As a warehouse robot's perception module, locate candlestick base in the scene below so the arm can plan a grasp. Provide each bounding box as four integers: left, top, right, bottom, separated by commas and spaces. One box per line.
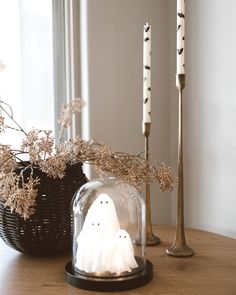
134, 233, 161, 246
166, 243, 194, 258
146, 233, 161, 246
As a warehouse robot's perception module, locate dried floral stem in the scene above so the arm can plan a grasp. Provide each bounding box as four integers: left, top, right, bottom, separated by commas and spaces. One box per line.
0, 100, 27, 135
5, 124, 25, 133
0, 152, 27, 168
0, 99, 178, 219
58, 98, 86, 142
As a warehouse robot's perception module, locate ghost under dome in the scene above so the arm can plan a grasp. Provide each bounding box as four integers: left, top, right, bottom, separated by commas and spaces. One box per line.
65, 177, 153, 291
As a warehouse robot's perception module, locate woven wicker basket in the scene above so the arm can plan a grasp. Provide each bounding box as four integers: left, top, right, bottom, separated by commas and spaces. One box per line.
0, 162, 87, 255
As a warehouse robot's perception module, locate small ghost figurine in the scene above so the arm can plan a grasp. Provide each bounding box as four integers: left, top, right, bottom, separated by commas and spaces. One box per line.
102, 229, 138, 273
75, 217, 103, 273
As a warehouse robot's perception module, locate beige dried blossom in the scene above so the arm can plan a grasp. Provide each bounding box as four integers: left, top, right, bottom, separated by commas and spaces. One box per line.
38, 154, 66, 179
0, 144, 17, 173
0, 116, 5, 133
156, 162, 179, 192
58, 98, 86, 129
21, 129, 54, 163
0, 171, 39, 220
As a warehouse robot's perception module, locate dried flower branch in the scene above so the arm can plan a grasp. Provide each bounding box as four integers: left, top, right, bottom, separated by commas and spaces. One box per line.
0, 170, 39, 220
0, 144, 17, 173
58, 98, 86, 141
21, 129, 54, 163
0, 117, 5, 133
0, 100, 27, 134
56, 137, 178, 192
0, 99, 178, 219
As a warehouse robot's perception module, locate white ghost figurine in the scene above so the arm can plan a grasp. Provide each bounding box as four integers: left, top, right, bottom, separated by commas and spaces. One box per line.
75, 193, 120, 273
102, 229, 138, 273
75, 216, 103, 273
88, 193, 120, 238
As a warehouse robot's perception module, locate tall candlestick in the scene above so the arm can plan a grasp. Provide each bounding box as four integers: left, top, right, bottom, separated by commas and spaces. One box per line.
141, 122, 161, 246
141, 22, 160, 246
166, 0, 194, 258
166, 75, 194, 258
143, 22, 151, 123
176, 0, 185, 74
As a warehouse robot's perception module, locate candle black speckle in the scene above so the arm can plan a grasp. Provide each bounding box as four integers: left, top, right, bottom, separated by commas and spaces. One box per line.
145, 26, 150, 33
177, 48, 183, 55
178, 12, 185, 18
144, 37, 150, 42
143, 77, 147, 81
148, 87, 151, 91
144, 98, 148, 104
177, 25, 181, 31
182, 36, 185, 40
144, 65, 150, 70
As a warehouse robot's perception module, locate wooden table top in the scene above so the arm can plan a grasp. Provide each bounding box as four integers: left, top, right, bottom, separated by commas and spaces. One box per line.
0, 225, 236, 295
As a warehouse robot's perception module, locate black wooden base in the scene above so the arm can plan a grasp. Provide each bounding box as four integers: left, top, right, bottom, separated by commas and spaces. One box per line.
65, 259, 153, 292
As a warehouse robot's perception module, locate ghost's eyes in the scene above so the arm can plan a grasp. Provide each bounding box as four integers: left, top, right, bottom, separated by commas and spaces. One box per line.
106, 201, 108, 204
100, 201, 103, 204
124, 236, 127, 238
92, 223, 94, 226
119, 235, 121, 238
97, 223, 100, 226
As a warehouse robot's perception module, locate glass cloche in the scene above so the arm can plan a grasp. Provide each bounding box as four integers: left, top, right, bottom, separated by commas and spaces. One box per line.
65, 177, 153, 291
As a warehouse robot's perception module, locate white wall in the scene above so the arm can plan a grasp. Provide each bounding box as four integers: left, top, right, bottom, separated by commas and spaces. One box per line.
84, 0, 172, 224
82, 0, 236, 238
169, 0, 236, 238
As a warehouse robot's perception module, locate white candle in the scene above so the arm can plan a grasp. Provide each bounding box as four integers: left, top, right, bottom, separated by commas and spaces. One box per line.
143, 22, 151, 123
176, 0, 185, 74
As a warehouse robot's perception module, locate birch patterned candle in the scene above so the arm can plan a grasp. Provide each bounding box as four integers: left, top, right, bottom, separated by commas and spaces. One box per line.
177, 0, 185, 74
143, 22, 151, 123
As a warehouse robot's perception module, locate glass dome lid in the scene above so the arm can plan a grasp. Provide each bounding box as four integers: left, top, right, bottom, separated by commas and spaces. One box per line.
65, 177, 153, 291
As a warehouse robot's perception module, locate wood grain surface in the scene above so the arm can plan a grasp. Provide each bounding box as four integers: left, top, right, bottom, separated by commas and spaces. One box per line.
0, 225, 236, 295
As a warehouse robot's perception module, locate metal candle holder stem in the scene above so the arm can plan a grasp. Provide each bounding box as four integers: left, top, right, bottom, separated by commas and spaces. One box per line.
142, 122, 161, 246
166, 74, 194, 257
